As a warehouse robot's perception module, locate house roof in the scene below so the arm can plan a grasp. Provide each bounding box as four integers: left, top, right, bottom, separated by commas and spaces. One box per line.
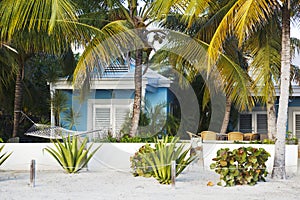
275, 85, 300, 97
50, 67, 171, 90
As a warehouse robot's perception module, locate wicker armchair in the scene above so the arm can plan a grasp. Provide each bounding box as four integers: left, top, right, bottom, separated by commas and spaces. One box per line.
228, 132, 243, 141
200, 131, 217, 140
186, 131, 201, 139
243, 133, 260, 141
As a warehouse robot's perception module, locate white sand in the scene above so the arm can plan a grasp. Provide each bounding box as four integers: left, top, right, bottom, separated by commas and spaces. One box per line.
1, 164, 300, 200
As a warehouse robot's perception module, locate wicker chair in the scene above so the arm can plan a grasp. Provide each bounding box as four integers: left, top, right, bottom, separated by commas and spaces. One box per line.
186, 131, 201, 139
200, 131, 217, 140
243, 133, 260, 141
228, 132, 243, 141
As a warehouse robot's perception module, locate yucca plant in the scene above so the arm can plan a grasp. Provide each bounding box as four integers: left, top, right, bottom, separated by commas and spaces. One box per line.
0, 145, 12, 166
141, 136, 195, 184
44, 135, 101, 173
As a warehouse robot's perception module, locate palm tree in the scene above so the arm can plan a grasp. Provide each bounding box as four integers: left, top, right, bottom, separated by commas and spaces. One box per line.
0, 0, 79, 137
72, 0, 163, 137
245, 16, 281, 140
156, 1, 253, 134
272, 0, 291, 179
0, 0, 136, 138
152, 0, 298, 179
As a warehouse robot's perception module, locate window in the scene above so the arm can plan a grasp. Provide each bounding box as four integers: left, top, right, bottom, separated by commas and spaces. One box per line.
239, 114, 252, 133
90, 99, 132, 136
239, 112, 267, 133
257, 114, 267, 133
293, 112, 300, 138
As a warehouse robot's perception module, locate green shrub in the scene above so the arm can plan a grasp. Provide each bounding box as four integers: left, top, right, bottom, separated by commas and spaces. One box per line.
262, 139, 275, 144
286, 137, 298, 145
0, 145, 12, 166
131, 136, 195, 184
210, 147, 270, 187
44, 135, 101, 173
130, 143, 154, 177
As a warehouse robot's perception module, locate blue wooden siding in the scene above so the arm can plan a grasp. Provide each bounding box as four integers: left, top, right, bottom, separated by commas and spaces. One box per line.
60, 87, 170, 131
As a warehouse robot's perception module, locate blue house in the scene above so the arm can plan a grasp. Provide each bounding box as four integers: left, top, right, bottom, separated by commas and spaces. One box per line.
49, 65, 173, 137
235, 85, 300, 140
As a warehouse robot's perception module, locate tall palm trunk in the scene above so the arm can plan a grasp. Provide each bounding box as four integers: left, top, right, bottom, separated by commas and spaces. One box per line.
272, 0, 290, 179
267, 96, 276, 139
130, 49, 143, 137
220, 97, 231, 134
128, 0, 143, 137
12, 64, 24, 138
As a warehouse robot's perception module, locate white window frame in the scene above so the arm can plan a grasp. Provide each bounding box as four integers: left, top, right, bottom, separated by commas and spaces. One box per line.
88, 99, 133, 136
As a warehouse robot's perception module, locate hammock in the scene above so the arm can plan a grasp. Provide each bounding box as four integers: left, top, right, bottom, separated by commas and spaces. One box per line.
20, 111, 107, 140
24, 123, 107, 140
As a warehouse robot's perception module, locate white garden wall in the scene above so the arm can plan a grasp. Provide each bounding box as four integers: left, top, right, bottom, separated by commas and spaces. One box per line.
0, 143, 298, 175
1, 143, 61, 171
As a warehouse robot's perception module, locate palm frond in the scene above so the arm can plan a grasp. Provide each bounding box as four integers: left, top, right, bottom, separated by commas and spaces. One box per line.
0, 0, 78, 42
291, 37, 300, 58
73, 20, 143, 88
207, 0, 278, 70
245, 17, 281, 103
158, 31, 254, 110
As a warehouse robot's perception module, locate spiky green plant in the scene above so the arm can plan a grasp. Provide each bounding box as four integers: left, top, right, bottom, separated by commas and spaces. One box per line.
44, 135, 101, 173
0, 145, 12, 166
137, 136, 195, 184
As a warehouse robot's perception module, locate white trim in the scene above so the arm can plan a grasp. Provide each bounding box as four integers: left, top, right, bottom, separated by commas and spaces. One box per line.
51, 78, 148, 90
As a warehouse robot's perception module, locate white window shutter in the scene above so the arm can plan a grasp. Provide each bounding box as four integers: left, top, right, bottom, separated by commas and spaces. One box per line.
114, 107, 130, 134
94, 107, 111, 131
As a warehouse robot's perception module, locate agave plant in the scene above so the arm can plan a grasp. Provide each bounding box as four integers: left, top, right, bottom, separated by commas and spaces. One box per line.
0, 145, 12, 166
44, 135, 101, 173
141, 136, 195, 184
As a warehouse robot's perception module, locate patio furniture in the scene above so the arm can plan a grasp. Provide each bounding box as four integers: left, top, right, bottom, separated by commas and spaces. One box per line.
216, 133, 228, 140
200, 131, 217, 140
243, 133, 260, 141
228, 132, 243, 141
186, 131, 201, 139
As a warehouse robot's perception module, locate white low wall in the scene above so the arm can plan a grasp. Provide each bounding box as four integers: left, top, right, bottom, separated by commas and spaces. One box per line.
0, 143, 298, 174
87, 143, 191, 172
1, 143, 61, 171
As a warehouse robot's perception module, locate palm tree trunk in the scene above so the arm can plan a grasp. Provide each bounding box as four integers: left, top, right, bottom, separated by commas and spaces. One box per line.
220, 97, 231, 134
12, 64, 24, 138
267, 96, 276, 139
129, 49, 143, 137
272, 0, 290, 179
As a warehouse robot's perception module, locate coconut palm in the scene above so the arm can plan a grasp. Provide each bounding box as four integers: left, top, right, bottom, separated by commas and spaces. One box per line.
0, 0, 137, 138
152, 0, 298, 179
72, 0, 164, 137
156, 2, 253, 134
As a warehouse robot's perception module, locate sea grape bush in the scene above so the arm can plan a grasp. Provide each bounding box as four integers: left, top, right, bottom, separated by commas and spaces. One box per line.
210, 147, 270, 186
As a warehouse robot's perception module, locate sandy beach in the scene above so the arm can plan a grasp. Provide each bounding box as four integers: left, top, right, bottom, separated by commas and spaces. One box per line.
1, 164, 300, 200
